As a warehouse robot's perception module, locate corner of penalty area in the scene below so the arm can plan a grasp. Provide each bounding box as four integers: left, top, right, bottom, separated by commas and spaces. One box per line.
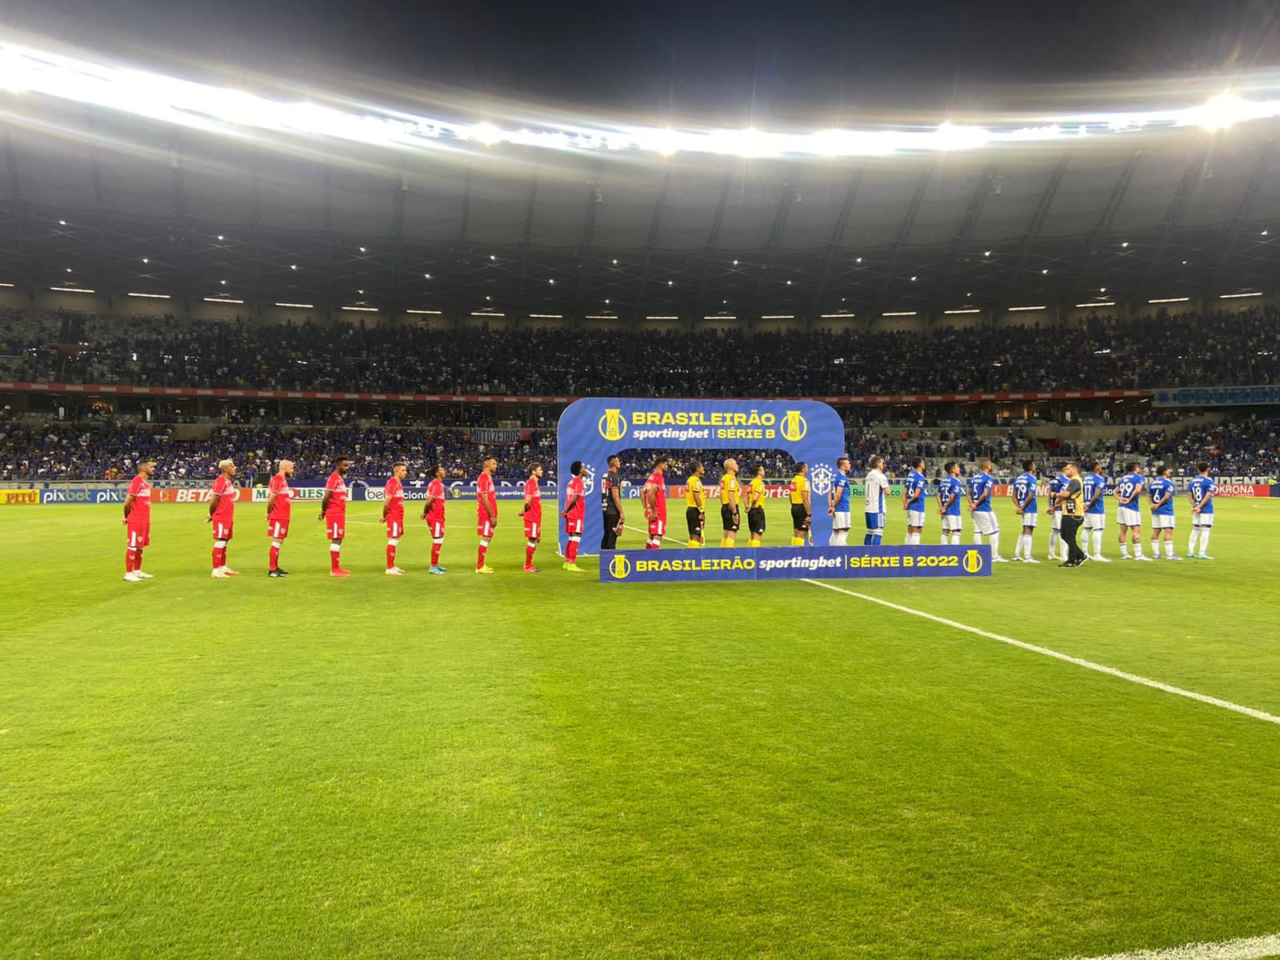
555, 397, 846, 557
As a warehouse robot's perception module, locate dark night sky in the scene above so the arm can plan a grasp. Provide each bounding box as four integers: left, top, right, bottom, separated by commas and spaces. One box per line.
8, 0, 1280, 122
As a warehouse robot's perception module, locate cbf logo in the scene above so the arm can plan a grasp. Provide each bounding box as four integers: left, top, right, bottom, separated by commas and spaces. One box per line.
598, 409, 628, 442
780, 410, 807, 442
810, 462, 835, 497
963, 550, 985, 574
608, 554, 632, 579
580, 462, 597, 496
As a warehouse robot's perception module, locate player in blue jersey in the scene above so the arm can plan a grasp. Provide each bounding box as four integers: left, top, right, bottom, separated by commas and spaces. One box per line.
938, 462, 963, 545
1187, 461, 1217, 559
1046, 465, 1068, 561
828, 456, 852, 546
902, 458, 928, 546
1011, 458, 1041, 563
1148, 465, 1180, 561
1082, 460, 1109, 563
967, 459, 1005, 562
1114, 461, 1151, 561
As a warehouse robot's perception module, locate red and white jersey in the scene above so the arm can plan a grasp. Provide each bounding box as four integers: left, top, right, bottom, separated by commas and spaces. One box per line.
268, 473, 293, 521
425, 478, 446, 522
325, 471, 348, 515
477, 471, 497, 519
211, 474, 236, 524
126, 474, 152, 525
523, 476, 542, 520
385, 476, 405, 521
646, 470, 667, 519
565, 475, 586, 522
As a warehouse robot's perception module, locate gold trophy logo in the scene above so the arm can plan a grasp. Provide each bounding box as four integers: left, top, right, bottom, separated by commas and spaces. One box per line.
963, 550, 985, 574
598, 408, 628, 442
780, 410, 808, 442
609, 555, 632, 579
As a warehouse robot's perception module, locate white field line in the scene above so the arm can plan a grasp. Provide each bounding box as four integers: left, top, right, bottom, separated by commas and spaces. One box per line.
1061, 931, 1280, 960
801, 579, 1280, 727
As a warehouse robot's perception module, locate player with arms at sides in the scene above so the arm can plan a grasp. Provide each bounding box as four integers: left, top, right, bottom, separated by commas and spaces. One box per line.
319, 456, 352, 578
266, 459, 294, 578
122, 455, 156, 582
684, 461, 706, 548
718, 458, 741, 548
789, 462, 812, 547
1046, 465, 1068, 561
207, 459, 240, 579
519, 462, 544, 573
863, 456, 891, 546
902, 457, 927, 546
421, 464, 448, 575
1011, 459, 1040, 563
382, 461, 407, 575
1187, 461, 1217, 560
641, 457, 669, 550
938, 462, 963, 546
1148, 465, 1180, 561
599, 455, 624, 551
560, 460, 586, 573
967, 459, 1005, 561
1081, 460, 1109, 562
828, 456, 852, 545
746, 464, 767, 547
1115, 461, 1151, 561
475, 456, 498, 574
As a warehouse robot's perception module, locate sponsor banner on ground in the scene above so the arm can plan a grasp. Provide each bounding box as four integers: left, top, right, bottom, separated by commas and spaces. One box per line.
0, 489, 40, 505
600, 544, 992, 584
1153, 384, 1280, 408
39, 488, 127, 504
156, 487, 256, 504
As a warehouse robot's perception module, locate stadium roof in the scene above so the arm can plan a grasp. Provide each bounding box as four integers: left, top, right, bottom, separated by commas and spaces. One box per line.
2, 45, 1280, 319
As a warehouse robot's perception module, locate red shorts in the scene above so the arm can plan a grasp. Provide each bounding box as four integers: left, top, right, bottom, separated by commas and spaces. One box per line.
326, 515, 346, 540
477, 517, 494, 539
648, 516, 666, 538
565, 516, 584, 536
267, 518, 290, 540
127, 524, 151, 549
211, 520, 234, 541
523, 516, 542, 540
386, 517, 404, 539
426, 518, 446, 540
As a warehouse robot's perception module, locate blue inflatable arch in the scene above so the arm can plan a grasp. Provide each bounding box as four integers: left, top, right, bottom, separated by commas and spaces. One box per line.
556, 398, 847, 556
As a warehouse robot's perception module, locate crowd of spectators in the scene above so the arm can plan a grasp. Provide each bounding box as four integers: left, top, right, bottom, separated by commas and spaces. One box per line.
2, 306, 1279, 396
4, 418, 1277, 484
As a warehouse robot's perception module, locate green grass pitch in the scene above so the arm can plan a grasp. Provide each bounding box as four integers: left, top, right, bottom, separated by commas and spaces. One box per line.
5, 496, 1280, 959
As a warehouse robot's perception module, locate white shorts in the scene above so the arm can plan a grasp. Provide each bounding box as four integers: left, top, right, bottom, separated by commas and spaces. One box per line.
1051, 512, 1062, 531
1151, 514, 1175, 529
1084, 514, 1106, 531
1193, 512, 1216, 527
941, 516, 962, 533
907, 510, 926, 528
832, 511, 851, 531
1018, 512, 1038, 528
972, 512, 999, 536
1117, 507, 1141, 528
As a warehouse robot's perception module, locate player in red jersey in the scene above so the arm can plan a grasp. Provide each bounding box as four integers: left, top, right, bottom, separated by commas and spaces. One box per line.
320, 457, 352, 577
383, 461, 407, 576
208, 458, 240, 578
421, 464, 448, 575
266, 459, 294, 578
475, 457, 498, 574
519, 462, 545, 573
641, 456, 669, 549
122, 456, 156, 582
560, 460, 586, 573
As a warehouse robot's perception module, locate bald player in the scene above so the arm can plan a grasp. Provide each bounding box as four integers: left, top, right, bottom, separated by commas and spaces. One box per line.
718, 458, 741, 547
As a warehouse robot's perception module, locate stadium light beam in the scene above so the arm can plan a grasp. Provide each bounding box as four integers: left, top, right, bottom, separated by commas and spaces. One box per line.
1220, 291, 1263, 298
1148, 296, 1191, 303
127, 291, 170, 299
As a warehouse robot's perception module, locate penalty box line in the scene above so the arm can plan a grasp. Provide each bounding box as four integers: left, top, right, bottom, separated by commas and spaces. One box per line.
1061, 931, 1280, 959
801, 579, 1280, 729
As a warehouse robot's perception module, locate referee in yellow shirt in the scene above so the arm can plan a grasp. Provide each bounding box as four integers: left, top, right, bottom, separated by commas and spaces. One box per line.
747, 464, 767, 547
789, 462, 811, 547
718, 458, 741, 547
685, 461, 706, 548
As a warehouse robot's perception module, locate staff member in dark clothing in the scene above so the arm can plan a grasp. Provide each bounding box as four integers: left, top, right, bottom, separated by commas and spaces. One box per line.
600, 454, 624, 550
1054, 461, 1087, 567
